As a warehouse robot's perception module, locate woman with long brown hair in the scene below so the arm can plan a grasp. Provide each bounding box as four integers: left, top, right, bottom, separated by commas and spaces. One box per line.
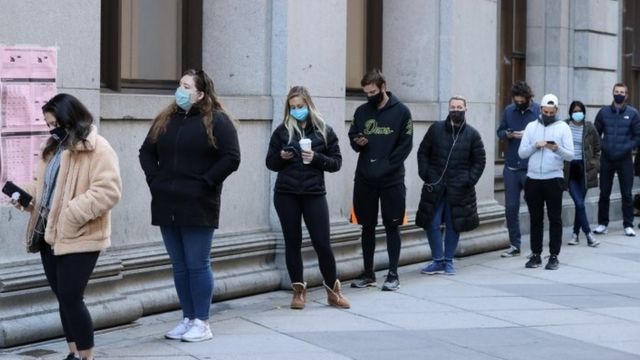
139, 69, 240, 342
13, 93, 122, 360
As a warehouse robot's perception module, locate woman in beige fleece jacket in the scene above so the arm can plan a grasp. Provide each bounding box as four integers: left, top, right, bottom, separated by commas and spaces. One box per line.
15, 94, 121, 360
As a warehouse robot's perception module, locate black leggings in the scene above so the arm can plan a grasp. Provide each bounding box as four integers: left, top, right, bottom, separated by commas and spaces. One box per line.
274, 193, 337, 285
361, 224, 401, 275
40, 243, 99, 350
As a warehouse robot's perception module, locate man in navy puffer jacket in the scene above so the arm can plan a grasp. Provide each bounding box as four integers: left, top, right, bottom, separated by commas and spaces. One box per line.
593, 82, 640, 236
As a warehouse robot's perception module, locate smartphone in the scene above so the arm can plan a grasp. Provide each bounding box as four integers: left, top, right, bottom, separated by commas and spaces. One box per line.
282, 145, 296, 153
2, 181, 33, 207
546, 140, 556, 145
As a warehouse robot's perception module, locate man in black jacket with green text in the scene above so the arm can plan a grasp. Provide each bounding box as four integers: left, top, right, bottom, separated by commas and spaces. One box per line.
348, 69, 413, 291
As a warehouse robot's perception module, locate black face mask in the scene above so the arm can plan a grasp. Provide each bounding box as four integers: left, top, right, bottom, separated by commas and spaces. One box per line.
515, 101, 528, 111
367, 91, 384, 107
449, 111, 465, 125
541, 114, 556, 126
49, 127, 67, 142
614, 94, 626, 105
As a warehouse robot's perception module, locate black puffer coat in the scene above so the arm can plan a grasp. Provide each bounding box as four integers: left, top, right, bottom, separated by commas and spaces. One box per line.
139, 108, 241, 228
415, 118, 486, 233
266, 123, 341, 194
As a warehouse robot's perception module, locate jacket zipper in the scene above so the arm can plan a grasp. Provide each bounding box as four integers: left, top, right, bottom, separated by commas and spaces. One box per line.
170, 113, 188, 222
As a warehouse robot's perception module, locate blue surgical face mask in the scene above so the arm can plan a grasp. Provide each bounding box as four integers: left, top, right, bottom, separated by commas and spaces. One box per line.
175, 87, 193, 110
571, 112, 585, 122
289, 106, 309, 121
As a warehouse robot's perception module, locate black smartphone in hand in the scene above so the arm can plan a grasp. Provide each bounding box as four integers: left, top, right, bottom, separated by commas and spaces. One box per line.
283, 145, 295, 152
546, 141, 556, 145
2, 181, 33, 207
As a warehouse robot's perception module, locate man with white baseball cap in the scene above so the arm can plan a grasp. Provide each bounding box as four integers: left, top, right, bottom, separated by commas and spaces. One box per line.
518, 94, 574, 270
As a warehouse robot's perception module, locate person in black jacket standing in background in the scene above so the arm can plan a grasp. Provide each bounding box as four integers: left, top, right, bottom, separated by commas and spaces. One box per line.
139, 69, 240, 342
266, 86, 350, 310
349, 69, 413, 291
416, 96, 486, 275
593, 82, 640, 237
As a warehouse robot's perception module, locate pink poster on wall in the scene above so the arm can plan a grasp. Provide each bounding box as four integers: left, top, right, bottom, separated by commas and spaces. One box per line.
0, 46, 57, 202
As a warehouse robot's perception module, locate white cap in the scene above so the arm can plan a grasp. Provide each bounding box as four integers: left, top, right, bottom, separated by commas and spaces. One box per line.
540, 94, 559, 108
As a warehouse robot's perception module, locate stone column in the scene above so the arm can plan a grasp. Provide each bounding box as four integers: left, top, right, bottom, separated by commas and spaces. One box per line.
383, 0, 508, 261
270, 0, 353, 286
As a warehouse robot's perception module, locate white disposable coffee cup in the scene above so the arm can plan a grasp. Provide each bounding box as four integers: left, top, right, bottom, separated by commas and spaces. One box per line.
299, 138, 312, 164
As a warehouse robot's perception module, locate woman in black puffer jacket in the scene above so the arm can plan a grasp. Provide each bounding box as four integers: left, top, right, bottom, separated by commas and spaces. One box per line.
415, 96, 486, 275
266, 86, 349, 310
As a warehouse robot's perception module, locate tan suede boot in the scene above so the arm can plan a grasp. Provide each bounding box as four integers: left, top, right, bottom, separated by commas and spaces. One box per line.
323, 279, 350, 309
290, 282, 306, 309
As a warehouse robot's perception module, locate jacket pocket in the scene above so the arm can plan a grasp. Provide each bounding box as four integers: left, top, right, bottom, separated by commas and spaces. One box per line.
59, 208, 89, 239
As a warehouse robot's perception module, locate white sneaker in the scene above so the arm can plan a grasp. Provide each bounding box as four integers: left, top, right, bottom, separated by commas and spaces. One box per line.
593, 225, 608, 234
181, 318, 212, 342
624, 227, 636, 237
165, 317, 192, 340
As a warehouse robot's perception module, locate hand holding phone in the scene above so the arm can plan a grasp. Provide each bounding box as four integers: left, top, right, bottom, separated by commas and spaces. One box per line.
2, 181, 33, 207
546, 140, 556, 145
354, 133, 368, 146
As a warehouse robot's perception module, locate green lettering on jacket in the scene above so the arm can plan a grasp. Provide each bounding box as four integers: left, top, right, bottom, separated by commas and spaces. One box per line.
363, 119, 394, 135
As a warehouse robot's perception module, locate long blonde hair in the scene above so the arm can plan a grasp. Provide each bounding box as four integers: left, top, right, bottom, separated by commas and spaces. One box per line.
283, 86, 327, 145
148, 69, 229, 148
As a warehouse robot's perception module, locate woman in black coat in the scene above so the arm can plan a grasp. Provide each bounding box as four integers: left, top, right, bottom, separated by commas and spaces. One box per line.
139, 69, 240, 342
415, 96, 486, 275
564, 100, 601, 247
266, 86, 349, 310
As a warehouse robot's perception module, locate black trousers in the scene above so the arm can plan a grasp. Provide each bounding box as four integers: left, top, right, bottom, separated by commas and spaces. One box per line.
524, 178, 564, 256
598, 155, 634, 228
40, 243, 99, 350
274, 192, 337, 285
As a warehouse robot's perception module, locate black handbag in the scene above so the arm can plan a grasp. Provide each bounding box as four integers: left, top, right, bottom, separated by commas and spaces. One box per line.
28, 214, 47, 253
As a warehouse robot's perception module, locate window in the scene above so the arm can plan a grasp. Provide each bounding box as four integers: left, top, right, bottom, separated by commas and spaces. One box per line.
623, 0, 640, 108
101, 0, 202, 91
497, 0, 527, 159
346, 0, 382, 92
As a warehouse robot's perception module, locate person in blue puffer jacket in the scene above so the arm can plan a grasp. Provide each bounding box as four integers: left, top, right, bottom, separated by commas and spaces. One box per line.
593, 82, 640, 237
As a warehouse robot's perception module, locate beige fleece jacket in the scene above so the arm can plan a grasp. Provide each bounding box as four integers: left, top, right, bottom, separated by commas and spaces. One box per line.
22, 125, 122, 255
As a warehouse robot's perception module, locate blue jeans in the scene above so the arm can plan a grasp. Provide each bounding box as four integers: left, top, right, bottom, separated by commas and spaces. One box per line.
160, 225, 215, 320
503, 167, 527, 249
568, 160, 591, 235
598, 155, 634, 228
425, 198, 460, 260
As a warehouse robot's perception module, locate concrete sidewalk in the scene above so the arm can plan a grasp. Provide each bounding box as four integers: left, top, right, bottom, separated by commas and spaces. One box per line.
2, 222, 640, 360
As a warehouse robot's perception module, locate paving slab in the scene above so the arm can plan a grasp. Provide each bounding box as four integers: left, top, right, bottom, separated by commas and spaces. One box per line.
3, 223, 640, 359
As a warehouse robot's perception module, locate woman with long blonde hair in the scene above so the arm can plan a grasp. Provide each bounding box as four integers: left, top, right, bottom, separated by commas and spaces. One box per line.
266, 86, 350, 310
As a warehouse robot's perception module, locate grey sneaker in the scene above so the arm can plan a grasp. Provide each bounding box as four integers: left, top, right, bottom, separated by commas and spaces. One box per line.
501, 246, 521, 257
350, 271, 376, 288
381, 272, 400, 291
586, 232, 600, 247
567, 233, 579, 245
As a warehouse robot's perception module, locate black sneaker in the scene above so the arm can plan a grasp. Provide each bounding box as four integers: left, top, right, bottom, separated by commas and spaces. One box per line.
381, 272, 400, 291
350, 271, 376, 288
545, 254, 559, 270
525, 253, 542, 268
64, 353, 80, 360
